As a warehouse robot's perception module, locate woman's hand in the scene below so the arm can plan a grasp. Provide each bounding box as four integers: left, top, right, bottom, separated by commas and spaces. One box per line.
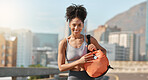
87, 44, 97, 52
78, 53, 94, 64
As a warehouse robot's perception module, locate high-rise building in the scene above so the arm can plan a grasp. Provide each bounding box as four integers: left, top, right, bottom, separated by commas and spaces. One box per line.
0, 34, 17, 67
33, 33, 58, 64
12, 29, 32, 67
94, 25, 120, 43
32, 48, 48, 67
99, 43, 129, 61
65, 21, 71, 38
134, 34, 141, 61
146, 0, 148, 61
87, 30, 94, 36
109, 31, 140, 61
33, 33, 58, 49
32, 47, 57, 66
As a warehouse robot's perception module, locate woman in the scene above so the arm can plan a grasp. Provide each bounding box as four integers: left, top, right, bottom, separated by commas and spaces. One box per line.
58, 4, 106, 80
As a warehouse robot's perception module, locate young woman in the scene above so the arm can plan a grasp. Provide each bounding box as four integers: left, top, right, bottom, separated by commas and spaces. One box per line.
58, 4, 106, 80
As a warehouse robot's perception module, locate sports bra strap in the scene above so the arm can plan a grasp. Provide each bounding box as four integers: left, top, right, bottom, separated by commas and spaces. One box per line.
66, 37, 69, 44
84, 34, 86, 42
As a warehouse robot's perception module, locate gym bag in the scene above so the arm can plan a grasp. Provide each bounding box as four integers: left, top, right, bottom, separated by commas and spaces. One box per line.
84, 35, 113, 78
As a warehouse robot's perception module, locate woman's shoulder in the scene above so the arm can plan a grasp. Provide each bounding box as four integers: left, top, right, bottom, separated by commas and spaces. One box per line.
59, 38, 67, 49
58, 38, 68, 54
59, 38, 67, 48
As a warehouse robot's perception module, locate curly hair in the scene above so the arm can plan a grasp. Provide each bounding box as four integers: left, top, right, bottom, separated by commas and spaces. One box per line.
66, 4, 87, 23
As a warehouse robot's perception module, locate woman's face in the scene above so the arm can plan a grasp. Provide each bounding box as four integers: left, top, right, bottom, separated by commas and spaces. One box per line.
69, 17, 84, 35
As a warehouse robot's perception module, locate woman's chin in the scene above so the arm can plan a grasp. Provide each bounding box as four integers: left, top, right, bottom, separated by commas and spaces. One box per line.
73, 32, 80, 35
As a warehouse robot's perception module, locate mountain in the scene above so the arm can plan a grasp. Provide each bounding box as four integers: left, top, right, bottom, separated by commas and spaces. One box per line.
105, 1, 146, 54
106, 2, 146, 32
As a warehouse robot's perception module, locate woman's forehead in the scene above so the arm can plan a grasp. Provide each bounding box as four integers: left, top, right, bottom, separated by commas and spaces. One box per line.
71, 21, 82, 24
71, 19, 83, 24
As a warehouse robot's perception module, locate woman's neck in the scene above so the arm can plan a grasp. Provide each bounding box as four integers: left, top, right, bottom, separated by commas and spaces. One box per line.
71, 34, 82, 39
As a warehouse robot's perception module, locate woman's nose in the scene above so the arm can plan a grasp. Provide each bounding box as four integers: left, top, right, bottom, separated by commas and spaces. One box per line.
75, 26, 78, 30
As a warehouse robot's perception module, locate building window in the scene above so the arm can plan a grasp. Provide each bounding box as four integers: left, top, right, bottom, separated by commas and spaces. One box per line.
2, 52, 5, 57
2, 45, 5, 49
6, 60, 9, 64
6, 53, 9, 56
1, 60, 4, 64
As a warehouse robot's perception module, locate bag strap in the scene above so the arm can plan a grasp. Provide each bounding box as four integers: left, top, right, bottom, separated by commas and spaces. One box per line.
87, 35, 91, 53
87, 35, 91, 45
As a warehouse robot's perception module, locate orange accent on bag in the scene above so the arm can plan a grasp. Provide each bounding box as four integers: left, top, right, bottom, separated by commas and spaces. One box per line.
84, 50, 109, 78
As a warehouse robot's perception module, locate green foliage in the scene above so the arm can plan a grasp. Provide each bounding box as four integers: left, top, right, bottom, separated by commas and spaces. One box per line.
28, 75, 42, 80
29, 64, 44, 68
21, 65, 24, 68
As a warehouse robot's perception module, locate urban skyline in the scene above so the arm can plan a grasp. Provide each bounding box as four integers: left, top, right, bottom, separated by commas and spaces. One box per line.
0, 0, 148, 80
0, 0, 146, 69
0, 0, 146, 40
146, 0, 148, 61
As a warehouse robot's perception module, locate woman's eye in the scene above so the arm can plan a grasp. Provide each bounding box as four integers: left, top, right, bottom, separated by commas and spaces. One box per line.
73, 24, 76, 27
78, 24, 81, 27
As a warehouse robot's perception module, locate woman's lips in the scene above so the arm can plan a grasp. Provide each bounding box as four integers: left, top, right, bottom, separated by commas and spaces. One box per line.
74, 31, 79, 33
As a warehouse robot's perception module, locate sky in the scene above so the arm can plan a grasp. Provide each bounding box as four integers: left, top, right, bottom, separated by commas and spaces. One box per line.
0, 0, 146, 40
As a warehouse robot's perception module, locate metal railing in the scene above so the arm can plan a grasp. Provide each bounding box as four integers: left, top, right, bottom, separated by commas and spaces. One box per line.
1, 61, 148, 80
0, 67, 62, 80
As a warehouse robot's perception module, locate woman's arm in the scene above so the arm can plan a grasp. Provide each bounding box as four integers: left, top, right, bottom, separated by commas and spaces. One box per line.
88, 36, 107, 55
58, 39, 93, 72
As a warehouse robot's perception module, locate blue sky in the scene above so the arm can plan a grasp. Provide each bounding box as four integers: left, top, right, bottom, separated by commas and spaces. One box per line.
0, 0, 146, 39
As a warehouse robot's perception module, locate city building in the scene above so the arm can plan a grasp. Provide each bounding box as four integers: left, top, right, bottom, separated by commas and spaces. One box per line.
65, 21, 71, 38
109, 31, 140, 61
99, 43, 129, 61
33, 33, 58, 63
134, 34, 141, 61
94, 25, 121, 43
32, 47, 57, 67
87, 30, 94, 36
33, 33, 58, 49
146, 0, 148, 61
12, 29, 33, 67
0, 34, 17, 67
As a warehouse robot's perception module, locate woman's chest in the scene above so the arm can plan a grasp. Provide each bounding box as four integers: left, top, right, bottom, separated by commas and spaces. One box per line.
69, 39, 84, 48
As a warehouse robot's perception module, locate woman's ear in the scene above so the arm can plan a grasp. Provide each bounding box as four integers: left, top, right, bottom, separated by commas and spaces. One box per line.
69, 23, 71, 28
67, 20, 70, 28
